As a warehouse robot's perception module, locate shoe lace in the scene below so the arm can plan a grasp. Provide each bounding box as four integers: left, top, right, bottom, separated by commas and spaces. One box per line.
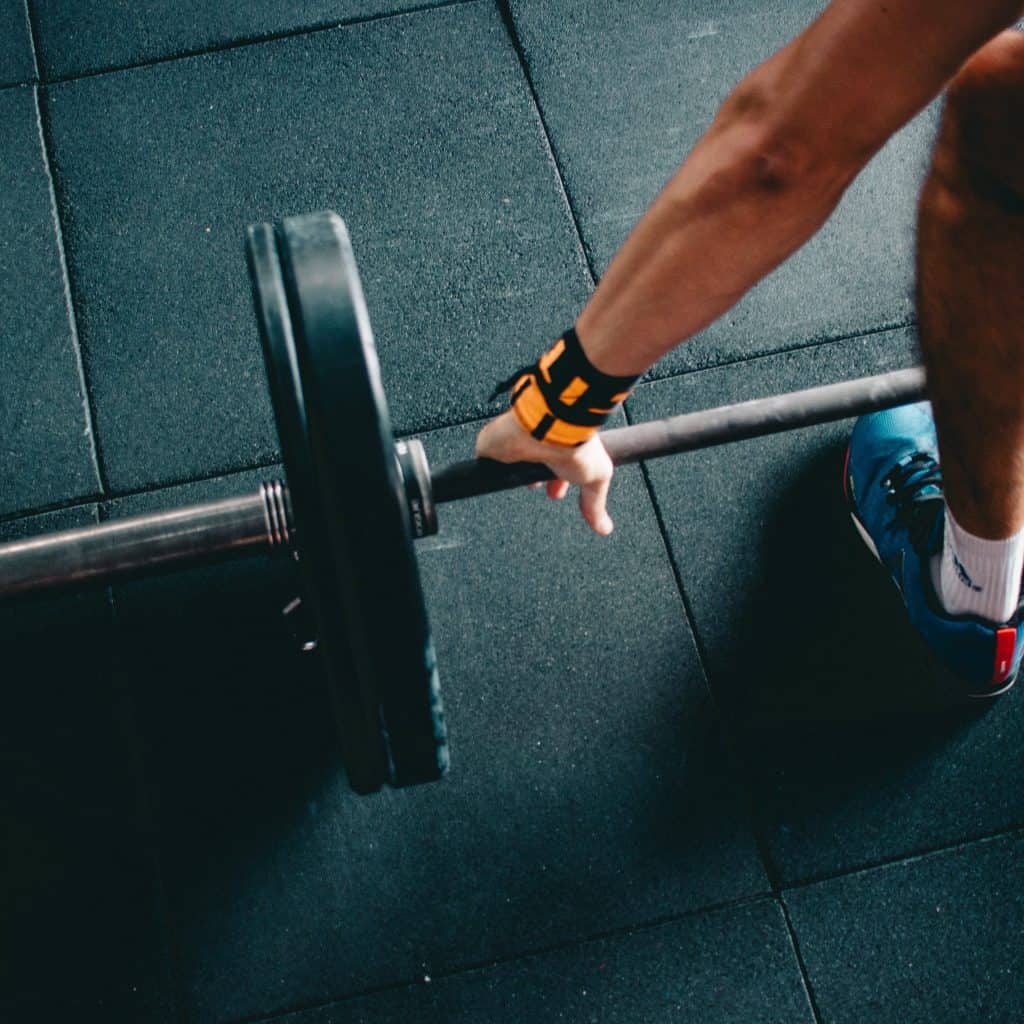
880, 451, 944, 552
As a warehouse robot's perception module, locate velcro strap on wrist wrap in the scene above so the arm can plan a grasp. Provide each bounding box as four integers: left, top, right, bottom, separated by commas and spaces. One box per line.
490, 328, 638, 447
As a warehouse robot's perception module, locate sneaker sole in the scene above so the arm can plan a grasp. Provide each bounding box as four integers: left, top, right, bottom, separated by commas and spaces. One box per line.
843, 443, 1016, 701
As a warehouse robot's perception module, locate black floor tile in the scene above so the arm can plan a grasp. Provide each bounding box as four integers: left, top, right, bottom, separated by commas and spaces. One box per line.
629, 332, 1024, 884
45, 1, 591, 493
0, 506, 175, 1022
108, 426, 766, 1023
0, 87, 99, 517
273, 900, 814, 1024
31, 0, 447, 79
509, 0, 936, 376
785, 832, 1024, 1024
0, 0, 34, 85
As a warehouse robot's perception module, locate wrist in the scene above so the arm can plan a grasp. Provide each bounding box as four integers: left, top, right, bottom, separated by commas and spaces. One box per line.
495, 327, 638, 447
574, 307, 650, 379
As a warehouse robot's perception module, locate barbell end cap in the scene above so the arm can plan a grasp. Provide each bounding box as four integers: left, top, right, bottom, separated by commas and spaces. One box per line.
396, 438, 438, 539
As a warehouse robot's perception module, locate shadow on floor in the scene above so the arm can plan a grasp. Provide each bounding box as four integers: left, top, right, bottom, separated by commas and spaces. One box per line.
0, 582, 174, 1022
114, 551, 344, 869
700, 441, 1006, 880
719, 442, 997, 727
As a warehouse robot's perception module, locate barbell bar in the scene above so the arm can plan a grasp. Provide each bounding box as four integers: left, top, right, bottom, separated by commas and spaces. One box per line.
0, 364, 926, 599
0, 210, 928, 795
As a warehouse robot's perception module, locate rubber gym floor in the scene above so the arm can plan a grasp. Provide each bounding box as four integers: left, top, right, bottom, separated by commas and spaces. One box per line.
3, 2, 1023, 1022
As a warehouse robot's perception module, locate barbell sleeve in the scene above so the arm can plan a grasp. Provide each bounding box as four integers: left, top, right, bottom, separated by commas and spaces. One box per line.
430, 365, 928, 503
0, 481, 292, 599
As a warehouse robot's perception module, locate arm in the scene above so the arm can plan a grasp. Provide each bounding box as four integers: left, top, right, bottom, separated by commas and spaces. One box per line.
477, 0, 1024, 534
576, 0, 1024, 375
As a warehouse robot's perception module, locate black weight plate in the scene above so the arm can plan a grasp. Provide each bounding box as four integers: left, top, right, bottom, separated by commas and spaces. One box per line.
273, 211, 448, 789
246, 219, 388, 795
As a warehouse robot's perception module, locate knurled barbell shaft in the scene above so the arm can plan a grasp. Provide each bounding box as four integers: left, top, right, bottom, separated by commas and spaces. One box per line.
0, 366, 926, 600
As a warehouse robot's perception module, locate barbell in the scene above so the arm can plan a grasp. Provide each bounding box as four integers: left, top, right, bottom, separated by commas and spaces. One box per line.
0, 210, 927, 795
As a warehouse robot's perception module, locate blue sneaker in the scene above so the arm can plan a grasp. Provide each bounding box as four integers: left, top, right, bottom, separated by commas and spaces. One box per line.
845, 402, 1023, 699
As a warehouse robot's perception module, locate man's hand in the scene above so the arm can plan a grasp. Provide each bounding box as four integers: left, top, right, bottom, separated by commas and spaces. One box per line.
475, 411, 615, 536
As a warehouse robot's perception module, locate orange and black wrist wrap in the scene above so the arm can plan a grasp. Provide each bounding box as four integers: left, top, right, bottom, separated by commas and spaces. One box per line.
490, 328, 638, 447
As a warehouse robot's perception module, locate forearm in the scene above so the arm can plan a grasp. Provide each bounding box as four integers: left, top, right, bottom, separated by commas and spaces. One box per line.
576, 0, 1024, 378
576, 86, 854, 377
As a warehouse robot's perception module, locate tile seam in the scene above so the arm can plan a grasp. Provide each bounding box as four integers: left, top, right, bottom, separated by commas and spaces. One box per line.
494, 0, 599, 287
779, 821, 1024, 893
635, 317, 918, 391
0, 309, 914, 525
777, 825, 1024, 1022
20, 0, 38, 79
0, 459, 280, 527
97, 456, 285, 508
626, 411, 1020, 1009
0, 497, 105, 532
38, 0, 481, 86
228, 893, 777, 1024
482, 2, 915, 375
0, 309, 915, 522
402, 319, 916, 440
27, 83, 108, 494
0, 494, 97, 529
15, 49, 184, 997
777, 897, 826, 1024
626, 420, 783, 892
624, 357, 1024, 900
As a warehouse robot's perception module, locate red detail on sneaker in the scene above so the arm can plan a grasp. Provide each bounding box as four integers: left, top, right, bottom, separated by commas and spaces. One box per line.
842, 444, 852, 502
992, 628, 1017, 686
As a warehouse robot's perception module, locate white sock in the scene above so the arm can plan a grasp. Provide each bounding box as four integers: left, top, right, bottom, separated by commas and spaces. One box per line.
930, 507, 1024, 623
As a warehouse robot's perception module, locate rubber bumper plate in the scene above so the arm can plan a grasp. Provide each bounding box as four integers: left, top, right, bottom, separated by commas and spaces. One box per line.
246, 211, 448, 793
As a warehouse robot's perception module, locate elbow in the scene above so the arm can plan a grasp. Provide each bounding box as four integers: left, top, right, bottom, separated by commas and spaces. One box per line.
712, 81, 862, 204
696, 126, 852, 218
747, 141, 813, 195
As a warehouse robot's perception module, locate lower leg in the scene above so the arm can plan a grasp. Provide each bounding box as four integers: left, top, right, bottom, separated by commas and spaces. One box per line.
918, 30, 1024, 537
917, 30, 1024, 621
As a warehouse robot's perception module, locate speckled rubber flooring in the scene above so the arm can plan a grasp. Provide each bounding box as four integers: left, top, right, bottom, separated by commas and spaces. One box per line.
2, 3, 1022, 1022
